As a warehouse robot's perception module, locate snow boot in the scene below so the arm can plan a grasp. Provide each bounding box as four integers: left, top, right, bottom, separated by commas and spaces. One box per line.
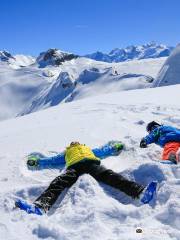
140, 181, 157, 204
168, 153, 178, 164
27, 155, 39, 168
15, 199, 43, 215
108, 141, 124, 155
114, 142, 124, 152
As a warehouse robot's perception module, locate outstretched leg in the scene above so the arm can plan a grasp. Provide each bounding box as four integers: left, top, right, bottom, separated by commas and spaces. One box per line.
89, 164, 144, 198
34, 168, 79, 211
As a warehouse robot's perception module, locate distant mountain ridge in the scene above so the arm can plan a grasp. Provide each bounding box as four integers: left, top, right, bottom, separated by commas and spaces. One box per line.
0, 50, 35, 68
85, 42, 174, 63
0, 50, 15, 62
0, 42, 174, 68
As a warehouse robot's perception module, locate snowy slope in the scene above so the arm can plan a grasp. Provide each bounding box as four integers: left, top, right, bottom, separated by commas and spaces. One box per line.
0, 62, 48, 120
0, 56, 165, 120
20, 58, 158, 115
14, 55, 35, 67
19, 57, 165, 115
0, 85, 180, 240
85, 42, 173, 63
153, 44, 180, 87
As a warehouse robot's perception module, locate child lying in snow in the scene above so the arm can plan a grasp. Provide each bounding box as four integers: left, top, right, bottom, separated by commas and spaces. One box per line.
16, 142, 157, 215
140, 121, 180, 164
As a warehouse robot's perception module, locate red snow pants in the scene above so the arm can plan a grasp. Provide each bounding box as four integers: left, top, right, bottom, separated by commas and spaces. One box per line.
162, 142, 180, 160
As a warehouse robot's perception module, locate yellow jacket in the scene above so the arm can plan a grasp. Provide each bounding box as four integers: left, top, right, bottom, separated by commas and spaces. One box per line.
65, 144, 100, 167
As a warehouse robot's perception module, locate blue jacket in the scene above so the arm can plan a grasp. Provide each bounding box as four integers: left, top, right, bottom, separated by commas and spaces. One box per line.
144, 125, 180, 147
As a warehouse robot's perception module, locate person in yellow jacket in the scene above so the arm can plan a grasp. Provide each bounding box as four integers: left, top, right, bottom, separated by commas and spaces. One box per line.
31, 142, 156, 213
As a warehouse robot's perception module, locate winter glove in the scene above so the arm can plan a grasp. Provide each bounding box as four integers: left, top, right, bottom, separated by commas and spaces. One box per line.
113, 142, 124, 152
140, 139, 147, 148
109, 141, 124, 155
27, 155, 40, 169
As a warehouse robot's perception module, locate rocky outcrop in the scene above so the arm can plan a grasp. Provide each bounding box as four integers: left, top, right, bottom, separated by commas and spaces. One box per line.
37, 48, 78, 67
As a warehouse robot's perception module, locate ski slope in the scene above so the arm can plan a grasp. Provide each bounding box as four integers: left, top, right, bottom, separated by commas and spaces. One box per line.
0, 85, 180, 240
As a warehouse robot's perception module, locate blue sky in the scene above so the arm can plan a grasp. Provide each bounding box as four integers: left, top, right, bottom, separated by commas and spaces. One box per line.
0, 0, 180, 56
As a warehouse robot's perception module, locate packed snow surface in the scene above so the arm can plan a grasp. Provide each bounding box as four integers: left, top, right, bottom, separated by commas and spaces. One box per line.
0, 84, 180, 240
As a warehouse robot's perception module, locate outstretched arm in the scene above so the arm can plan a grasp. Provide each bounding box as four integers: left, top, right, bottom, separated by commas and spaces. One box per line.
92, 141, 124, 159
27, 152, 66, 170
38, 152, 65, 168
143, 128, 160, 145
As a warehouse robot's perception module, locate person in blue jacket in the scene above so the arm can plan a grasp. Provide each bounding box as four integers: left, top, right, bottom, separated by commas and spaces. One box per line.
140, 121, 180, 164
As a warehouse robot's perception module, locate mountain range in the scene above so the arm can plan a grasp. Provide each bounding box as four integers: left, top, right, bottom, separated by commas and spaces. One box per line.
0, 43, 178, 121
85, 42, 173, 62
0, 42, 174, 68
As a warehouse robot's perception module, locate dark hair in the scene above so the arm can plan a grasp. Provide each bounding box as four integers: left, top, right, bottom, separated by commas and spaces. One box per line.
70, 141, 80, 146
146, 121, 161, 132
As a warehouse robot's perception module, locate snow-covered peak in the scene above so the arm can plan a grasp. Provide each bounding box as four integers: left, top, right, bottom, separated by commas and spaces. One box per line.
14, 54, 35, 67
0, 50, 15, 62
84, 51, 111, 62
109, 48, 125, 55
0, 50, 35, 68
36, 48, 78, 67
85, 43, 173, 63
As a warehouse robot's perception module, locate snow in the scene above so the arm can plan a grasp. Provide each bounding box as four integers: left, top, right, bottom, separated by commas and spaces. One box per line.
0, 51, 35, 69
0, 84, 180, 240
85, 42, 173, 63
0, 56, 165, 120
153, 44, 180, 87
14, 55, 35, 67
0, 62, 48, 120
36, 49, 78, 68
